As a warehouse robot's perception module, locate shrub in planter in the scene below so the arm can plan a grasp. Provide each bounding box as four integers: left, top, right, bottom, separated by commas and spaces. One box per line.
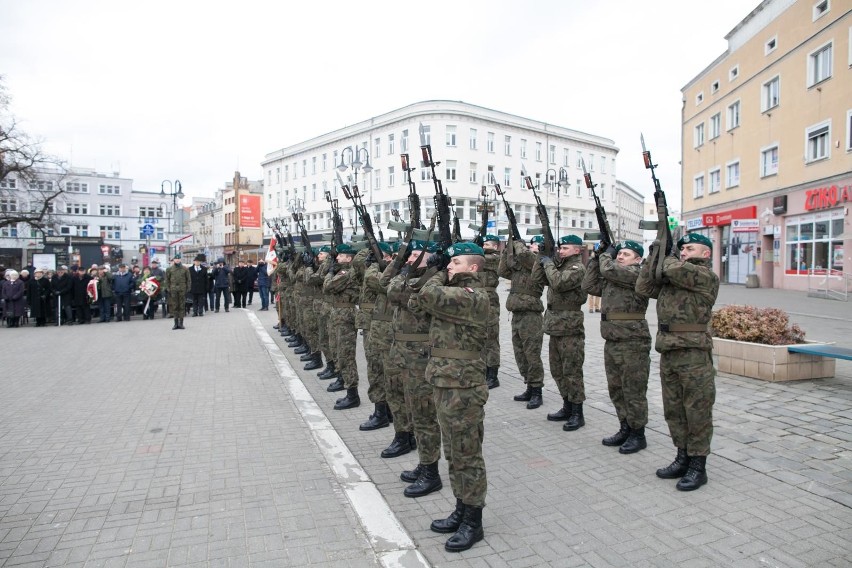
711, 305, 805, 345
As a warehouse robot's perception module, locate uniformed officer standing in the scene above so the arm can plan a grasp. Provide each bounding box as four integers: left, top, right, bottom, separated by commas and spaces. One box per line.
636, 233, 719, 491
412, 242, 490, 552
164, 254, 191, 330
302, 248, 326, 371
498, 234, 545, 409
536, 235, 587, 430
582, 240, 651, 453
480, 235, 502, 389
323, 243, 361, 410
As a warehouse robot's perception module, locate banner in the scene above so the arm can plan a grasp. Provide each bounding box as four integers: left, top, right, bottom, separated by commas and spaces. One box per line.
240, 194, 262, 228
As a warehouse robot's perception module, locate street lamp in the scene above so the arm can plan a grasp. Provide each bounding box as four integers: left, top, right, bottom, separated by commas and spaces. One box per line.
160, 180, 184, 258
543, 167, 569, 238
288, 198, 305, 244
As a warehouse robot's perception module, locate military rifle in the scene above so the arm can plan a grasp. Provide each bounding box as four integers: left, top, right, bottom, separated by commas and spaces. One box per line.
337, 171, 387, 268
293, 212, 314, 264
419, 123, 453, 253
387, 153, 424, 242
639, 134, 673, 282
469, 185, 490, 246
494, 180, 522, 242
580, 157, 615, 249
524, 165, 556, 258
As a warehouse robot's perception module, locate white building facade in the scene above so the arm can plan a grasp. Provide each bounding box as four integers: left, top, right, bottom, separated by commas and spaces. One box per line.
261, 100, 622, 245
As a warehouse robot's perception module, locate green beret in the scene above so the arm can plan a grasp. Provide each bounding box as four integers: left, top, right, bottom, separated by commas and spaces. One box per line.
172, 253, 182, 259
408, 240, 438, 253
391, 241, 401, 253
312, 247, 320, 255
530, 235, 545, 244
559, 235, 583, 246
614, 240, 644, 257
319, 245, 332, 253
677, 233, 712, 251
445, 242, 484, 257
483, 234, 500, 243
378, 242, 392, 254
336, 243, 355, 254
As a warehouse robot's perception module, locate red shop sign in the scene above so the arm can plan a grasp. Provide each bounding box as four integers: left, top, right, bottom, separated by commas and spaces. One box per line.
702, 205, 757, 226
804, 183, 852, 211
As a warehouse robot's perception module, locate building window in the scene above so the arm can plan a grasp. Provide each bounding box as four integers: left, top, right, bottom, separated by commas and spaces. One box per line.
322, 154, 327, 172
0, 198, 17, 212
760, 144, 779, 177
762, 76, 780, 111
588, 153, 595, 171
808, 42, 833, 87
0, 178, 16, 189
420, 125, 431, 146
695, 92, 704, 105
694, 123, 705, 148
469, 128, 477, 150
446, 125, 456, 147
1, 226, 18, 237
710, 113, 721, 140
284, 165, 289, 181
66, 203, 89, 215
504, 135, 511, 156
846, 109, 852, 151
99, 204, 121, 216
446, 160, 457, 181
600, 155, 606, 174
388, 133, 395, 155
785, 209, 843, 275
693, 174, 705, 199
729, 65, 739, 81
710, 80, 720, 94
727, 100, 741, 130
98, 184, 120, 195
549, 145, 556, 164
293, 161, 298, 179
487, 132, 495, 153
388, 166, 395, 187
374, 137, 381, 158
486, 165, 495, 185
708, 168, 721, 194
100, 225, 121, 239
576, 180, 582, 198
469, 162, 477, 184
576, 151, 583, 168
302, 160, 307, 177
520, 139, 527, 159
812, 0, 829, 21
765, 36, 777, 55
563, 148, 570, 168
726, 160, 740, 189
504, 167, 511, 187
311, 157, 317, 175
65, 182, 89, 193
806, 122, 831, 163
401, 130, 409, 153
535, 142, 542, 162
373, 170, 381, 190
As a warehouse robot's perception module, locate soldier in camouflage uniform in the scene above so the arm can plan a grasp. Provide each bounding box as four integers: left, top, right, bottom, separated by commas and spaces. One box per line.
636, 233, 719, 491
164, 254, 191, 330
382, 241, 442, 496
536, 235, 587, 430
323, 244, 361, 410
412, 242, 489, 553
582, 240, 651, 453
284, 254, 305, 348
498, 233, 545, 409
311, 247, 337, 379
291, 254, 312, 356
273, 256, 290, 334
480, 235, 501, 389
299, 249, 324, 371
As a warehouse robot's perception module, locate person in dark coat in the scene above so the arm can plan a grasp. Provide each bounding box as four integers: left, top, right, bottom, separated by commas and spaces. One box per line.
232, 260, 250, 308
72, 266, 93, 324
205, 264, 215, 312
189, 255, 208, 317
52, 266, 74, 325
247, 261, 258, 306
26, 268, 51, 327
112, 264, 135, 322
211, 259, 232, 312
1, 270, 27, 327
256, 260, 270, 311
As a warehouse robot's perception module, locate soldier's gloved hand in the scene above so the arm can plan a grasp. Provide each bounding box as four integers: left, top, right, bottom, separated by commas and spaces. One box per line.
426, 253, 450, 271
301, 252, 311, 264
605, 244, 617, 257
648, 240, 660, 258
539, 256, 553, 266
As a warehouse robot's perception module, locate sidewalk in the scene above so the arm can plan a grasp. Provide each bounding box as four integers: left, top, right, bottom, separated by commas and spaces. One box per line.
0, 285, 850, 567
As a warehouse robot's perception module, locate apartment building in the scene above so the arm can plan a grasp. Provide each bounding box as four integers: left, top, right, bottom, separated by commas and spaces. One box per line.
681, 0, 851, 289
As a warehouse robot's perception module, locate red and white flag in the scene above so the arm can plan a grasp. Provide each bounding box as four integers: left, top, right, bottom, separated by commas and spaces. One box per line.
265, 236, 278, 276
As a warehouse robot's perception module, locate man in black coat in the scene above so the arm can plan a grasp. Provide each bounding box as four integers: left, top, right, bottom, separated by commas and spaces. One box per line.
189, 255, 208, 317
52, 265, 75, 325
72, 266, 93, 324
232, 260, 250, 308
247, 261, 258, 306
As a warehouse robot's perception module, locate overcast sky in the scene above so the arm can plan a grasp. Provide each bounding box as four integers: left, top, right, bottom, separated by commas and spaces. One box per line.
0, 0, 751, 212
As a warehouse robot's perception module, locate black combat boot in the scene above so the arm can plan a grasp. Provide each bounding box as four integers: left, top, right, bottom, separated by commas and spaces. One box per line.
404, 461, 442, 498
676, 456, 708, 491
172, 318, 179, 330
284, 330, 298, 341
303, 353, 323, 371
485, 367, 500, 389
547, 397, 571, 421
656, 448, 690, 479
288, 335, 304, 349
299, 350, 314, 361
526, 387, 542, 409
317, 361, 336, 379
293, 342, 310, 355
409, 432, 417, 450
381, 431, 413, 458
360, 402, 390, 431
326, 377, 344, 392
619, 427, 647, 454
279, 325, 291, 335
513, 386, 532, 402
602, 420, 630, 446
178, 318, 185, 329
563, 402, 585, 431
334, 387, 360, 410
431, 499, 465, 533
445, 505, 484, 552
400, 463, 423, 483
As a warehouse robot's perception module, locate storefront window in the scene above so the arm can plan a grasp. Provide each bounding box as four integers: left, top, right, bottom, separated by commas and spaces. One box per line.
785, 210, 844, 274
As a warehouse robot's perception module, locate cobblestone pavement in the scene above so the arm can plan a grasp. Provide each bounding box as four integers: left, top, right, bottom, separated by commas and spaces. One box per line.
1, 285, 851, 567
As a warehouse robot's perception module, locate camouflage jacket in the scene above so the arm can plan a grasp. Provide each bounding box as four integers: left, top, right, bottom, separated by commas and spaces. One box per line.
164, 264, 191, 292
497, 239, 544, 313
412, 271, 489, 389
539, 253, 586, 336
272, 262, 288, 294
309, 257, 332, 303
636, 256, 719, 352
352, 249, 374, 329
480, 252, 501, 310
364, 262, 393, 321
384, 264, 432, 359
323, 261, 359, 305
582, 252, 650, 343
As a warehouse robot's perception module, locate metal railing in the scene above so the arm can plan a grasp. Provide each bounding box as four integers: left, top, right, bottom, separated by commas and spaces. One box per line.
807, 268, 850, 301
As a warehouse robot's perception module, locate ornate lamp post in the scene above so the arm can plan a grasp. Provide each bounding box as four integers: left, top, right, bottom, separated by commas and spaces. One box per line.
160, 180, 184, 258
543, 168, 569, 238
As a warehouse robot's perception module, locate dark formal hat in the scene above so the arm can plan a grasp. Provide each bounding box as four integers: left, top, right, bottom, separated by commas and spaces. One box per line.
615, 240, 644, 257
444, 242, 484, 258
194, 254, 206, 262
559, 235, 583, 245
70, 264, 80, 271
677, 233, 712, 251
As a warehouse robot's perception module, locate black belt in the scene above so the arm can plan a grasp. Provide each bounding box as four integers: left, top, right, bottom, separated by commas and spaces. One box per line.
659, 323, 708, 332
602, 312, 645, 321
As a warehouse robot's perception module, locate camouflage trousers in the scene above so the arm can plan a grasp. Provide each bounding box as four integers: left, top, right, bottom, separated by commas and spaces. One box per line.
660, 349, 716, 456
302, 297, 319, 352
482, 292, 501, 368
383, 355, 412, 434
276, 288, 288, 325
168, 290, 188, 318
511, 311, 544, 387
604, 339, 651, 428
548, 333, 585, 402
332, 307, 358, 388
365, 320, 391, 403
434, 384, 488, 508
398, 356, 440, 465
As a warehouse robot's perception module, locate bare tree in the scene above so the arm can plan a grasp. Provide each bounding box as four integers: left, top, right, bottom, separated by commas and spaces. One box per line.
0, 76, 68, 231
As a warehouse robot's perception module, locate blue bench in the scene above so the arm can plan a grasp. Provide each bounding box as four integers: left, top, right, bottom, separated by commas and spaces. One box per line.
787, 344, 852, 361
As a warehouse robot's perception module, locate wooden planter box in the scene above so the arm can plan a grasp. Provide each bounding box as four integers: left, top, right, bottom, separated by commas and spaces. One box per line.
713, 338, 836, 382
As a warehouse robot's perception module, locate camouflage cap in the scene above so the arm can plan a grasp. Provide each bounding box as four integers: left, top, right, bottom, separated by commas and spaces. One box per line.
530, 235, 545, 244
559, 235, 583, 245
377, 242, 392, 254
319, 245, 332, 253
677, 233, 712, 251
444, 242, 484, 257
614, 240, 644, 257
483, 234, 500, 243
336, 243, 355, 254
